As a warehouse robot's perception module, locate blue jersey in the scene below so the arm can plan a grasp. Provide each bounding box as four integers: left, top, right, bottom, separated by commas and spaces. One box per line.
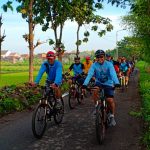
69, 63, 84, 76
83, 60, 119, 87
35, 60, 62, 85
120, 62, 129, 72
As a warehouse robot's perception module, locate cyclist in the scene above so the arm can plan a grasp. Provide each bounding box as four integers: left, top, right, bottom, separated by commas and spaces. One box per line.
113, 61, 120, 75
106, 54, 120, 75
68, 56, 85, 85
34, 51, 63, 106
83, 56, 93, 74
119, 56, 130, 86
106, 53, 114, 64
82, 50, 120, 126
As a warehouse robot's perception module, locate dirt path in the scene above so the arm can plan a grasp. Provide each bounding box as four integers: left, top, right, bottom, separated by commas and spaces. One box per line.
0, 68, 142, 150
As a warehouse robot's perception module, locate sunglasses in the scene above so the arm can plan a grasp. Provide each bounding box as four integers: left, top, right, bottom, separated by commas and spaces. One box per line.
47, 54, 55, 57
96, 55, 104, 58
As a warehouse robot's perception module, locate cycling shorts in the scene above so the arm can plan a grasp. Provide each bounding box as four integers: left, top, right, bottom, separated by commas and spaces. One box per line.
95, 81, 114, 98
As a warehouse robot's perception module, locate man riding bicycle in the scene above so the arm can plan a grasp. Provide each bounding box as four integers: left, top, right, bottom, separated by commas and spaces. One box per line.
119, 56, 130, 86
83, 56, 93, 74
68, 56, 85, 85
82, 50, 120, 126
34, 51, 63, 107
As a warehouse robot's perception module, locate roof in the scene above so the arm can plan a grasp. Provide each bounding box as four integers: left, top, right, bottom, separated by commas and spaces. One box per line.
1, 50, 9, 55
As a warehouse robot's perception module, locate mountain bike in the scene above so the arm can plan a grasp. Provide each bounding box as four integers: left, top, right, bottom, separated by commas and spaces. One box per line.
32, 84, 64, 139
89, 86, 112, 144
68, 74, 85, 109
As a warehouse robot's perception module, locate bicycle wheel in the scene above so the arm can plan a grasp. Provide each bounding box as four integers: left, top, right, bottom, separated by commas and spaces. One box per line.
54, 98, 64, 124
120, 77, 125, 92
68, 90, 77, 109
95, 104, 106, 144
76, 86, 83, 104
32, 103, 48, 139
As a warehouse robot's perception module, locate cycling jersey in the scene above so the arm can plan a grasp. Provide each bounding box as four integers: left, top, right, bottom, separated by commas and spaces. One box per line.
83, 61, 92, 74
107, 59, 114, 64
83, 60, 119, 87
120, 62, 129, 72
35, 60, 62, 85
69, 63, 84, 76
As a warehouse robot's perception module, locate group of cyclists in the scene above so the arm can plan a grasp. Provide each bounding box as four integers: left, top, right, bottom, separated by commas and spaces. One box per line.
34, 49, 135, 127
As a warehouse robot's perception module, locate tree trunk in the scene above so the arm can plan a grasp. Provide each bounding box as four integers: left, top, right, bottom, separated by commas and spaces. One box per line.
57, 24, 63, 62
0, 26, 1, 79
28, 0, 34, 83
0, 15, 5, 79
76, 25, 80, 57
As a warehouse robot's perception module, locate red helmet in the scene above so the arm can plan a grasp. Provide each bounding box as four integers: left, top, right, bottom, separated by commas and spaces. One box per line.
46, 51, 55, 59
86, 56, 90, 60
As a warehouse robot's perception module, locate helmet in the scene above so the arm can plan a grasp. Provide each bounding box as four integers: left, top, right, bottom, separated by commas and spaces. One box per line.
74, 56, 80, 60
46, 51, 55, 59
106, 53, 111, 57
95, 49, 105, 57
86, 56, 90, 60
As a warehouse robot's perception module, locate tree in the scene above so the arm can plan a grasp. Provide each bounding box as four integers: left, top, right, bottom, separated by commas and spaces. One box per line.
99, 0, 132, 8
34, 0, 71, 62
122, 0, 150, 62
0, 14, 6, 78
3, 0, 46, 82
117, 37, 141, 60
70, 0, 113, 57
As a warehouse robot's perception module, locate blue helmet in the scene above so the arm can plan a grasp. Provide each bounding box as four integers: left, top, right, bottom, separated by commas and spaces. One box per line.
95, 49, 105, 57
106, 53, 111, 57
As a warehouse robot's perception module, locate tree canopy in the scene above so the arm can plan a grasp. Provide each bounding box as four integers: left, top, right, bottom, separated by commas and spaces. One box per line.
122, 0, 150, 62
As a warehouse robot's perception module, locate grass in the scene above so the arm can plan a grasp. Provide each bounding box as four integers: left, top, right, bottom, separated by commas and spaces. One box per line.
136, 61, 150, 149
0, 72, 47, 87
1, 66, 40, 73
0, 62, 72, 87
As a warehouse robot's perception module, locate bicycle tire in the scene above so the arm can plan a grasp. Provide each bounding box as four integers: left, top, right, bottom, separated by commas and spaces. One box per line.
32, 104, 48, 139
95, 104, 106, 144
68, 90, 77, 109
120, 77, 125, 92
76, 86, 83, 104
54, 98, 64, 124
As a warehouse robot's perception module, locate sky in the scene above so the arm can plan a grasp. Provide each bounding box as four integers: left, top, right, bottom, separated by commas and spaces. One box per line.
0, 0, 131, 54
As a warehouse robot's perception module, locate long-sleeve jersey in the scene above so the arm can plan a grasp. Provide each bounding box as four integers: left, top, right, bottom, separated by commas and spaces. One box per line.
83, 60, 119, 87
83, 61, 93, 74
69, 63, 84, 76
35, 60, 62, 85
120, 62, 129, 72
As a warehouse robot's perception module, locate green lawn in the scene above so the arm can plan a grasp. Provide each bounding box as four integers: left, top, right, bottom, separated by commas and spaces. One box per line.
0, 72, 47, 87
0, 63, 71, 87
1, 66, 40, 73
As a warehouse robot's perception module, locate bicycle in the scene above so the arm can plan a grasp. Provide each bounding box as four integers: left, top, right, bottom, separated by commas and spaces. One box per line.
68, 73, 85, 109
119, 72, 127, 92
32, 83, 64, 139
89, 86, 112, 144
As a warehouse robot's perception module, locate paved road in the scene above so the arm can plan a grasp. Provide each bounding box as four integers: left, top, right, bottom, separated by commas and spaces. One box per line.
0, 69, 142, 150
